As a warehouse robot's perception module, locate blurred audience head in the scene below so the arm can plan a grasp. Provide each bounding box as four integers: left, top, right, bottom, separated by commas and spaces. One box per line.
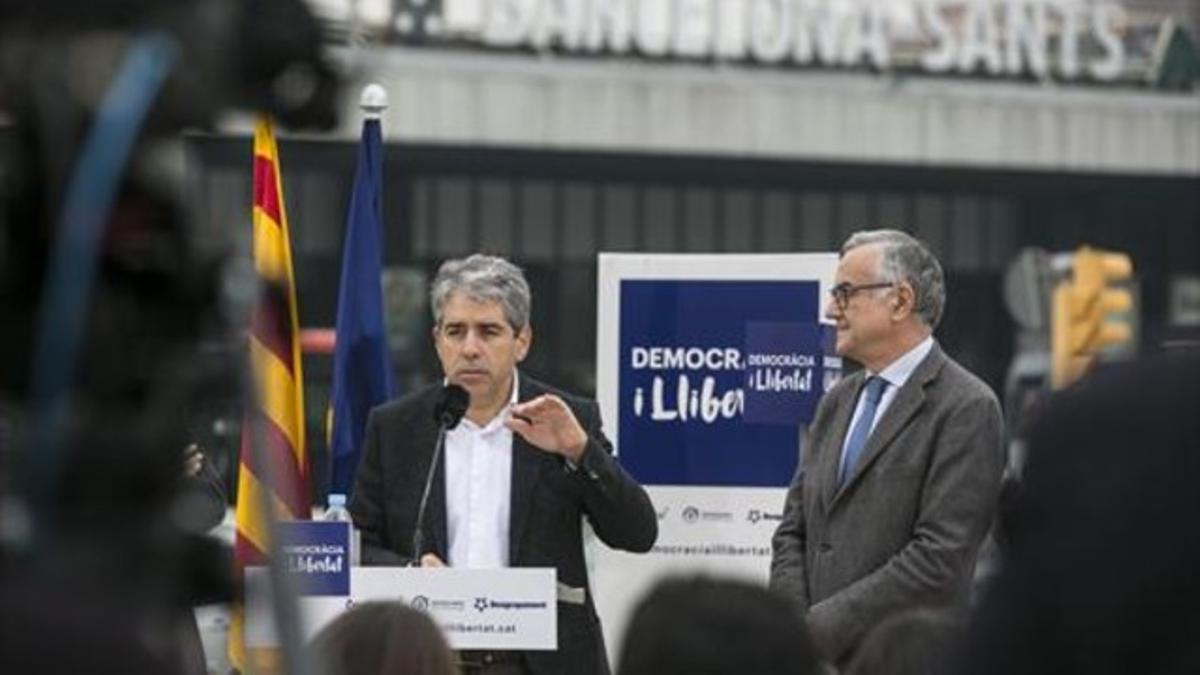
616, 575, 820, 675
312, 601, 457, 675
961, 352, 1200, 675
846, 608, 962, 675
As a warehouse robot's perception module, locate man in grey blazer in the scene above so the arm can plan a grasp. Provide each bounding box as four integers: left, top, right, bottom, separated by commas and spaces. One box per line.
769, 230, 1004, 664
350, 254, 657, 675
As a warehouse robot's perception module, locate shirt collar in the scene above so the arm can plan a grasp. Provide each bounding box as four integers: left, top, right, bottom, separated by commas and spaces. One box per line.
871, 336, 934, 390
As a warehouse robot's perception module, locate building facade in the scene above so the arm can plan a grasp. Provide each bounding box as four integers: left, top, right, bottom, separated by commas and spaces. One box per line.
186, 0, 1200, 445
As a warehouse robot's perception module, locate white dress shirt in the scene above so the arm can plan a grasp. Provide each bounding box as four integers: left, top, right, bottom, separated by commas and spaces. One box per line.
444, 372, 518, 568
838, 336, 935, 468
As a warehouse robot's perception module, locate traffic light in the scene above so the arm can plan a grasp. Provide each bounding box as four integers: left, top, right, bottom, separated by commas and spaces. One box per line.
1051, 247, 1134, 389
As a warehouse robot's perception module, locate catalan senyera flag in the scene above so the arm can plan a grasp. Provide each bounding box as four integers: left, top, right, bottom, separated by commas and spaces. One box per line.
229, 118, 311, 672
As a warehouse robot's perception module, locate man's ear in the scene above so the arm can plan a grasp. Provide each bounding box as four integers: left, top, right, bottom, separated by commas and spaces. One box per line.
516, 324, 533, 362
893, 283, 916, 320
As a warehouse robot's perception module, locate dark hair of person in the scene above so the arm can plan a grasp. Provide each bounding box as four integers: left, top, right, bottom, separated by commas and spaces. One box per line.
311, 601, 458, 675
846, 608, 963, 675
616, 575, 820, 675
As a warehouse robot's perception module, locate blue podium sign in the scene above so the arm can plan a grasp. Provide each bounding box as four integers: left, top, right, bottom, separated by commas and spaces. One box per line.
278, 521, 351, 596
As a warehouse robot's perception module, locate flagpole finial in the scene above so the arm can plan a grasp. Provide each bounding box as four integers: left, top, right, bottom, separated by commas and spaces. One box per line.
359, 83, 388, 120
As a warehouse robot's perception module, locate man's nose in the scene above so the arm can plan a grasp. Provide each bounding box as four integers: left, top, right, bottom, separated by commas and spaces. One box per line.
461, 330, 482, 356
824, 296, 841, 322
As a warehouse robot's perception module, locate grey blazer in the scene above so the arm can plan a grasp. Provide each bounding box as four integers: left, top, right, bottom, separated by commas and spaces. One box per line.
769, 342, 1004, 662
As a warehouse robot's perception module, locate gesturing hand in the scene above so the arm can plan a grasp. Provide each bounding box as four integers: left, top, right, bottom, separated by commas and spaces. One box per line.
505, 394, 588, 463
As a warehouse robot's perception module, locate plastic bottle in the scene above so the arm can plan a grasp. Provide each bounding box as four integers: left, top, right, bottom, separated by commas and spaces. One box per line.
323, 493, 360, 566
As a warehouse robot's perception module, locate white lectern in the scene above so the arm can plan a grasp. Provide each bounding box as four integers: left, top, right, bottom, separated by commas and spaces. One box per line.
245, 567, 558, 651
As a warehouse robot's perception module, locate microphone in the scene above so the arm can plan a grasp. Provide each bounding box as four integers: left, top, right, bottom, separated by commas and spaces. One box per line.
411, 383, 469, 565
433, 383, 469, 430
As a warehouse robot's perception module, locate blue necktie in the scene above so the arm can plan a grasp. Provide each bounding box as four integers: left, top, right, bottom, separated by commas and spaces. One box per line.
839, 376, 889, 487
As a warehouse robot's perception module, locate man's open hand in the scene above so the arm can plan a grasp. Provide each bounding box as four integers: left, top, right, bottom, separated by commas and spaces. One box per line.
506, 394, 587, 463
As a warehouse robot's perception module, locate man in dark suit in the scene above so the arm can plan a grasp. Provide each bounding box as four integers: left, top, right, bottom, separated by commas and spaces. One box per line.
349, 254, 657, 675
770, 230, 1005, 664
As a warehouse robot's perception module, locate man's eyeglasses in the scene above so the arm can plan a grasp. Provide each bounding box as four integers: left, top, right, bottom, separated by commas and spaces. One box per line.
829, 281, 894, 311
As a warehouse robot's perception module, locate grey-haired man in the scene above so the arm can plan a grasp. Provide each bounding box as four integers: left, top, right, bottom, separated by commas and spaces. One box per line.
769, 230, 1004, 664
351, 254, 657, 675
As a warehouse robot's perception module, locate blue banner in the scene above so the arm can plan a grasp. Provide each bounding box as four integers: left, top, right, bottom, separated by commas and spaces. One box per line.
618, 280, 824, 488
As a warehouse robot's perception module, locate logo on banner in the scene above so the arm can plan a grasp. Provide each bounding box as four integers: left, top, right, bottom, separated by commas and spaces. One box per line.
680, 504, 735, 524
277, 521, 351, 596
619, 280, 838, 487
473, 596, 549, 613
407, 595, 466, 612
747, 509, 784, 525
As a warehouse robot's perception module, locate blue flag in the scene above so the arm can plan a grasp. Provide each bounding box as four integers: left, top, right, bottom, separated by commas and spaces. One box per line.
329, 117, 395, 497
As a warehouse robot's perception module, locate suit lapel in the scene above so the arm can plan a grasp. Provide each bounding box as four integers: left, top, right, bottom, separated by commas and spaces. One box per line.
508, 375, 544, 564
830, 345, 946, 508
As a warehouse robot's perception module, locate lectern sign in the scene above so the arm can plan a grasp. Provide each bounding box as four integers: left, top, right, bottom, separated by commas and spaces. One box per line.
278, 521, 350, 596
244, 567, 557, 651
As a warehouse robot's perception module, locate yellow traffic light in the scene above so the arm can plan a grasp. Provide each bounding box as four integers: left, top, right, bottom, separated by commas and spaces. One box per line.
1051, 247, 1134, 389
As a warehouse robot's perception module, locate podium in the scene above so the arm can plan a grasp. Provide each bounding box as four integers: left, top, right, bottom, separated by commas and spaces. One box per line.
245, 566, 558, 651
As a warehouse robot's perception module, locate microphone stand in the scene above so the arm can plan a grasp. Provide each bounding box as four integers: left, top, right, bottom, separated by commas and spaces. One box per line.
410, 422, 449, 566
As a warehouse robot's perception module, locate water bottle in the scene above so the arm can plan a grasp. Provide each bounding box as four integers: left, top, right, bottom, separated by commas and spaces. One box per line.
323, 493, 360, 566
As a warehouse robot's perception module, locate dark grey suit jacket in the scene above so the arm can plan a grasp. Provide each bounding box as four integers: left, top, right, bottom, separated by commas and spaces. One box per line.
769, 342, 1004, 662
349, 375, 657, 675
